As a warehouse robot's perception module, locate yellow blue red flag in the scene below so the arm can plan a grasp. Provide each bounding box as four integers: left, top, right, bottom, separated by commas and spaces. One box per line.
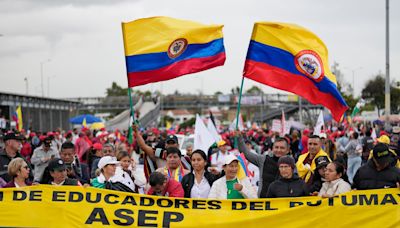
243, 22, 348, 122
12, 105, 23, 131
122, 17, 226, 87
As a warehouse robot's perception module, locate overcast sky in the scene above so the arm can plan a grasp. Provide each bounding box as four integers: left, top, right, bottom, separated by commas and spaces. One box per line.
0, 0, 399, 99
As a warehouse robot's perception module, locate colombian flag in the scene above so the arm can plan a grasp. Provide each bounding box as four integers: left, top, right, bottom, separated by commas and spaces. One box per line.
243, 22, 348, 122
12, 105, 23, 132
122, 17, 226, 87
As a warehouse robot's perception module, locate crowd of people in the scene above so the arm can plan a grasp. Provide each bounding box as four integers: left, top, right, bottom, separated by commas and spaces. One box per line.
0, 121, 399, 200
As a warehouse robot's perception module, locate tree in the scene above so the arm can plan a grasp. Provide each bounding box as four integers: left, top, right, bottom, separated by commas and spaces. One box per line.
106, 82, 128, 97
230, 86, 240, 95
214, 91, 223, 95
361, 73, 400, 115
246, 85, 263, 95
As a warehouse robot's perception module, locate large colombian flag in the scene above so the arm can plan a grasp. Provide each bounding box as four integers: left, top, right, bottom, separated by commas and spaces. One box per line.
243, 22, 348, 122
122, 17, 226, 87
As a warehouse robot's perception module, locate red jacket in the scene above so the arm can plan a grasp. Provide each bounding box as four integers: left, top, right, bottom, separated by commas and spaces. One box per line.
147, 178, 184, 197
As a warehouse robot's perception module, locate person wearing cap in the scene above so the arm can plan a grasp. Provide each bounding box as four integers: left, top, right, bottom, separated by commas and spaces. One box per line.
31, 136, 59, 182
3, 157, 32, 188
296, 135, 331, 185
367, 135, 399, 168
318, 161, 351, 197
361, 129, 374, 164
210, 140, 230, 174
132, 124, 190, 177
156, 147, 189, 182
208, 154, 257, 199
309, 156, 330, 194
47, 158, 80, 186
237, 132, 290, 198
353, 143, 400, 190
266, 156, 309, 198
147, 171, 184, 197
91, 156, 119, 189
340, 132, 362, 184
89, 143, 104, 178
0, 132, 33, 183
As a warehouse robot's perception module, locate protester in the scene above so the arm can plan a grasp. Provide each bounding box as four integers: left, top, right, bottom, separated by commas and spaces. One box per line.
156, 147, 189, 182
238, 133, 290, 198
111, 151, 146, 193
181, 150, 218, 198
3, 157, 32, 188
89, 143, 104, 178
147, 171, 184, 197
353, 143, 400, 190
266, 156, 309, 198
59, 142, 90, 184
210, 140, 230, 174
91, 156, 119, 189
208, 154, 257, 199
31, 136, 60, 182
133, 124, 190, 177
0, 132, 33, 182
47, 158, 80, 186
342, 132, 362, 184
296, 135, 331, 185
309, 156, 330, 194
318, 161, 351, 197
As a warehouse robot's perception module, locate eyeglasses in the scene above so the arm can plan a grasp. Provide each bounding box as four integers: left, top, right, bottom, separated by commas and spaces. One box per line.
21, 165, 29, 169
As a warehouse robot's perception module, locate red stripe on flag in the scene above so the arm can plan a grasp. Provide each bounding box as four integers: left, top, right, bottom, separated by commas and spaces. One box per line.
244, 60, 348, 122
127, 52, 225, 87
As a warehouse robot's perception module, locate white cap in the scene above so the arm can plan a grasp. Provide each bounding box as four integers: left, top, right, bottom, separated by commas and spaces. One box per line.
223, 154, 239, 166
97, 156, 119, 170
319, 133, 327, 139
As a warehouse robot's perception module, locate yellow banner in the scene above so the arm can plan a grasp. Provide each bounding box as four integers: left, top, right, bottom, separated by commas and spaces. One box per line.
0, 186, 399, 227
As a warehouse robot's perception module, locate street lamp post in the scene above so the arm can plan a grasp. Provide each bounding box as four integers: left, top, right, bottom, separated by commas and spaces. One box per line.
385, 0, 390, 129
24, 77, 28, 95
47, 75, 56, 97
345, 66, 363, 97
40, 59, 51, 97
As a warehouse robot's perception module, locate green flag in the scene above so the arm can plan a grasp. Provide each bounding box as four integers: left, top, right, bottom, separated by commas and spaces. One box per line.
351, 99, 365, 118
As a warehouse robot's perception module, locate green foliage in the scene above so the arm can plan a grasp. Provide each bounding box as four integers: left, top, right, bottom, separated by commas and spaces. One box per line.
245, 85, 263, 95
179, 117, 195, 129
106, 82, 128, 97
361, 74, 400, 114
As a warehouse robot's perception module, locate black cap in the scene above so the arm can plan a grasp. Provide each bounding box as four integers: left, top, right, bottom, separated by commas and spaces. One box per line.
372, 143, 392, 164
166, 135, 178, 144
315, 156, 330, 169
48, 158, 66, 172
3, 132, 24, 141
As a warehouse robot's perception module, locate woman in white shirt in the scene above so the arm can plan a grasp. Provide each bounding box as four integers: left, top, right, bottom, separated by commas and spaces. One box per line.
112, 151, 146, 193
319, 161, 351, 197
181, 150, 218, 198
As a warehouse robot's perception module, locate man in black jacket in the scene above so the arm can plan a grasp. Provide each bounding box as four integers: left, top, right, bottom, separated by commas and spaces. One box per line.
0, 132, 33, 182
238, 134, 290, 198
353, 143, 400, 190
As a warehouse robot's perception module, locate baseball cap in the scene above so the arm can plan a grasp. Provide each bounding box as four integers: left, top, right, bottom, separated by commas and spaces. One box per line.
377, 135, 390, 145
319, 133, 327, 139
97, 156, 119, 170
3, 132, 24, 141
166, 135, 178, 144
93, 143, 103, 150
217, 140, 227, 147
315, 156, 330, 169
223, 154, 238, 166
372, 143, 392, 165
392, 126, 400, 134
48, 158, 66, 172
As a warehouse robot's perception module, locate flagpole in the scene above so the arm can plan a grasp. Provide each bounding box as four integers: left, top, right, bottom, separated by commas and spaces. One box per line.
234, 77, 245, 149
122, 22, 136, 143
235, 77, 245, 130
